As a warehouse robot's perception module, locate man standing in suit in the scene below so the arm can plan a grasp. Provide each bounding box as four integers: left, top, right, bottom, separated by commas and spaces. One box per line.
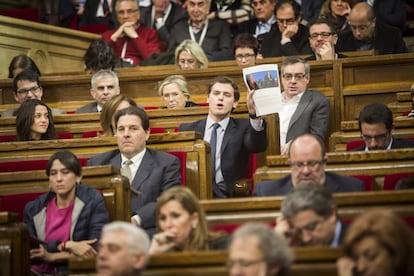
102, 0, 160, 66
356, 103, 414, 151
167, 0, 232, 61
278, 56, 330, 155
88, 106, 181, 235
336, 2, 408, 55
76, 70, 120, 113
179, 76, 268, 198
275, 183, 348, 247
140, 0, 187, 51
253, 134, 365, 196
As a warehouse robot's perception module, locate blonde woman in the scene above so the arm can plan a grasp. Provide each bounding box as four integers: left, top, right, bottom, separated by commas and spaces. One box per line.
175, 40, 208, 70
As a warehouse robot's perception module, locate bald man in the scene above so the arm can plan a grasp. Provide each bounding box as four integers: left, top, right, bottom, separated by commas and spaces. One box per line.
253, 133, 365, 196
336, 2, 407, 55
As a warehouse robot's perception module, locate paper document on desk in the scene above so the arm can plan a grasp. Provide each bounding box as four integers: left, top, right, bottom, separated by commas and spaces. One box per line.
243, 64, 282, 117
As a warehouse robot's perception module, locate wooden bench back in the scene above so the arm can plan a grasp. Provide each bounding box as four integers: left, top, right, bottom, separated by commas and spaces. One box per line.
0, 165, 131, 222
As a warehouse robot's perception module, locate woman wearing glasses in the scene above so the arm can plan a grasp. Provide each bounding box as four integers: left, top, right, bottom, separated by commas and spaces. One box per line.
175, 39, 208, 70
158, 75, 199, 108
15, 99, 57, 141
233, 33, 259, 67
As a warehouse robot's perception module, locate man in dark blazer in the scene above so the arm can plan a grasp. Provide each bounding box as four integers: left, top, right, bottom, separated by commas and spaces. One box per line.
253, 134, 365, 196
275, 183, 348, 247
88, 106, 181, 236
356, 103, 414, 151
237, 0, 276, 38
336, 2, 408, 55
140, 0, 187, 51
179, 76, 267, 198
260, 0, 312, 58
76, 70, 120, 113
278, 56, 330, 155
79, 0, 117, 29
167, 0, 232, 61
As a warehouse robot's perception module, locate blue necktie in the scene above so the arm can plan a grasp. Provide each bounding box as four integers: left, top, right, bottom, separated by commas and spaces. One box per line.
210, 123, 220, 185
103, 0, 110, 16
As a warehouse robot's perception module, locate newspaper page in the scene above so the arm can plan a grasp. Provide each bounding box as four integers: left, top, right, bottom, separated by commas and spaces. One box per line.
242, 64, 282, 117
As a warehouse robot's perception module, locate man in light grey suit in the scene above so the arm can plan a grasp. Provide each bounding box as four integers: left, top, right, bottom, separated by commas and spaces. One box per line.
76, 70, 120, 113
279, 56, 329, 155
88, 106, 181, 236
253, 134, 364, 196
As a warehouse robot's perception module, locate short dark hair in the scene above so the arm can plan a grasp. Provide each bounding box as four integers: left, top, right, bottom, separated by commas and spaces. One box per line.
207, 76, 240, 102
15, 99, 56, 141
8, 54, 41, 79
308, 17, 337, 35
46, 150, 82, 177
281, 56, 310, 75
84, 39, 119, 72
358, 103, 393, 132
275, 0, 302, 21
282, 183, 336, 219
233, 33, 259, 55
114, 106, 150, 131
13, 70, 41, 94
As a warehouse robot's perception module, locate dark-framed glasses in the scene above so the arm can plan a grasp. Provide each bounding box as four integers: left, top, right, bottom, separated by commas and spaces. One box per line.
309, 32, 333, 40
117, 9, 138, 15
291, 218, 325, 236
16, 85, 41, 95
235, 54, 255, 60
360, 133, 389, 142
227, 258, 264, 268
289, 160, 324, 170
349, 21, 372, 32
282, 73, 307, 81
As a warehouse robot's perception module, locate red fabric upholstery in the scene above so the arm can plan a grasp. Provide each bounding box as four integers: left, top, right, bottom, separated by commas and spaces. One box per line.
78, 23, 109, 34
0, 192, 45, 222
0, 134, 16, 142
57, 132, 74, 139
82, 130, 104, 138
210, 222, 275, 234
0, 8, 40, 22
352, 175, 374, 191
167, 151, 186, 186
150, 127, 167, 134
384, 172, 414, 190
198, 103, 209, 106
346, 140, 365, 151
144, 106, 159, 110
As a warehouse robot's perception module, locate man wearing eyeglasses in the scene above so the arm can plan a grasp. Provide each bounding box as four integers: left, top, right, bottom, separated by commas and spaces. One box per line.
253, 134, 364, 196
228, 223, 293, 276
260, 0, 312, 58
102, 0, 160, 66
237, 0, 277, 38
356, 103, 414, 151
336, 2, 407, 55
1, 70, 64, 117
306, 18, 346, 61
275, 183, 347, 247
276, 56, 329, 155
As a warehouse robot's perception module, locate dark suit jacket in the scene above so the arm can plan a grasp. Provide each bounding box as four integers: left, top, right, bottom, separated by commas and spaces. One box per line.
285, 90, 330, 144
79, 0, 117, 29
168, 19, 232, 61
373, 0, 406, 29
75, 102, 98, 113
354, 138, 414, 151
140, 3, 188, 46
179, 118, 267, 197
88, 148, 181, 233
336, 23, 408, 55
260, 24, 313, 58
253, 172, 365, 196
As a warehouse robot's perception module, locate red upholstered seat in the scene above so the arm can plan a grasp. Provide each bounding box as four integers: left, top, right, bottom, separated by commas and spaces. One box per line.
0, 192, 45, 222
346, 140, 365, 151
144, 106, 159, 110
0, 158, 88, 173
82, 130, 104, 138
0, 8, 40, 22
78, 23, 109, 34
352, 175, 374, 191
384, 172, 414, 190
150, 127, 167, 134
167, 151, 187, 186
57, 132, 74, 139
0, 134, 16, 142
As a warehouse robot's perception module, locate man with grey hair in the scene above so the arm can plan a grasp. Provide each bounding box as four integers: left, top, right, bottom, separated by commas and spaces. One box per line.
228, 222, 293, 276
275, 183, 346, 247
76, 70, 121, 113
96, 221, 150, 276
253, 133, 364, 196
